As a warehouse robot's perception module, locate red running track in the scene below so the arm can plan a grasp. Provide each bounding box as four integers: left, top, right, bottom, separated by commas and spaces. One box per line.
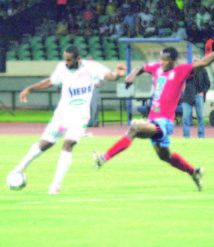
0, 123, 214, 138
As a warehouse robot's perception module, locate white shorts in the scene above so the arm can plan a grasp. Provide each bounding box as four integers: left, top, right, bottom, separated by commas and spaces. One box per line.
41, 113, 89, 144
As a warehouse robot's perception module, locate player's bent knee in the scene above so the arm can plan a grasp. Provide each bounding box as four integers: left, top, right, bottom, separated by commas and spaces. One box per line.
39, 140, 53, 151
129, 119, 148, 134
63, 140, 77, 151
129, 124, 138, 134
159, 155, 167, 162
158, 152, 171, 162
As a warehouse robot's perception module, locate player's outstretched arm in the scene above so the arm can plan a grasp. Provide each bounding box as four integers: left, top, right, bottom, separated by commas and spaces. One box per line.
105, 64, 127, 81
20, 78, 52, 103
125, 65, 144, 83
124, 65, 144, 89
193, 52, 214, 71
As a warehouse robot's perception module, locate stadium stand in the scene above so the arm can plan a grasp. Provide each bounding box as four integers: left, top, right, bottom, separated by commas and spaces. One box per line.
3, 0, 214, 61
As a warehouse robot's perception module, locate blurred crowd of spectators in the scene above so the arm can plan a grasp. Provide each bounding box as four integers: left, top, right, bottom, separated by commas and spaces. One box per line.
0, 0, 40, 20
2, 0, 214, 45
41, 0, 214, 45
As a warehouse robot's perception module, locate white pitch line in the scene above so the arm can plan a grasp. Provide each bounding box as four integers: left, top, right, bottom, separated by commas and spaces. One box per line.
16, 194, 214, 205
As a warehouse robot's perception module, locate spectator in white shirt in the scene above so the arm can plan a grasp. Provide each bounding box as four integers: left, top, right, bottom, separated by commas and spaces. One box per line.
196, 6, 211, 30
138, 6, 154, 28
170, 22, 187, 39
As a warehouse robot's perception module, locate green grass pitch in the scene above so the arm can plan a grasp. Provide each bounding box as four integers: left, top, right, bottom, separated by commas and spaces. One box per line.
1, 135, 214, 247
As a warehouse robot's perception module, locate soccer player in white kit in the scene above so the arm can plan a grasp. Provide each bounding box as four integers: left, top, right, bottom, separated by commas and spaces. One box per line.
10, 45, 126, 194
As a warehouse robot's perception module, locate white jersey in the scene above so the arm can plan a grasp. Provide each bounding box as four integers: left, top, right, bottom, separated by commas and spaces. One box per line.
50, 59, 111, 122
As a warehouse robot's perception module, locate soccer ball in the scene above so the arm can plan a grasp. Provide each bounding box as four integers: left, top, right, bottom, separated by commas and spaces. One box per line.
6, 172, 27, 190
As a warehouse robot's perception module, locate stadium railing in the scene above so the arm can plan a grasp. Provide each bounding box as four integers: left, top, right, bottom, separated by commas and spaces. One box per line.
0, 89, 127, 112
0, 90, 59, 111
0, 90, 153, 125
100, 96, 152, 126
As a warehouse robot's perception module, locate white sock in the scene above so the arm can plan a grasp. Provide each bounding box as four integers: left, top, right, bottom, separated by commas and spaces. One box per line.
12, 142, 42, 173
51, 150, 72, 188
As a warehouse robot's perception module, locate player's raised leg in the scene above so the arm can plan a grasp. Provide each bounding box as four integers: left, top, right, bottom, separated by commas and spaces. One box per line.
10, 140, 53, 174
49, 140, 76, 194
93, 119, 157, 169
153, 145, 204, 191
150, 118, 203, 191
10, 117, 65, 184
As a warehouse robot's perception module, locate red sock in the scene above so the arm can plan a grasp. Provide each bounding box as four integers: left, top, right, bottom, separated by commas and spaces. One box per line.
169, 153, 195, 175
103, 136, 132, 161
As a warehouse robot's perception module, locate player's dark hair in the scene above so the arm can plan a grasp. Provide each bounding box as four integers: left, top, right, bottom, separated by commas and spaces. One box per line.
65, 45, 80, 58
162, 47, 178, 61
